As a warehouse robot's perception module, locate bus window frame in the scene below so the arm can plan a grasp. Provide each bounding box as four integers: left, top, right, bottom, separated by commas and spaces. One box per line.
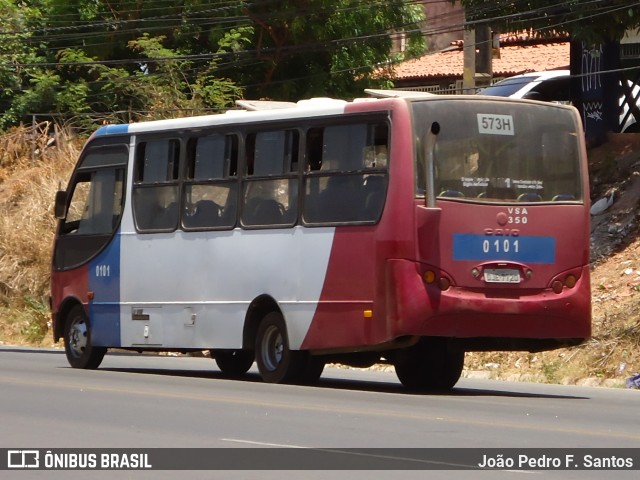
300, 116, 390, 227
181, 131, 241, 232
53, 140, 129, 271
411, 100, 584, 205
240, 128, 301, 230
132, 135, 182, 233
129, 112, 392, 234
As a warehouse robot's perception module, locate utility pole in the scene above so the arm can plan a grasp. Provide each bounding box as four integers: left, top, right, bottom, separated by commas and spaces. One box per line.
463, 8, 493, 95
463, 28, 476, 94
475, 25, 493, 88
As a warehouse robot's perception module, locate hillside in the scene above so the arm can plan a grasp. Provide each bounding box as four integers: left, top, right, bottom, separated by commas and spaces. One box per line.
0, 124, 80, 343
1, 126, 639, 387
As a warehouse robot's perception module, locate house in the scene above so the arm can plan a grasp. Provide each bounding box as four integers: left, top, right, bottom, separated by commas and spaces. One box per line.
392, 35, 570, 94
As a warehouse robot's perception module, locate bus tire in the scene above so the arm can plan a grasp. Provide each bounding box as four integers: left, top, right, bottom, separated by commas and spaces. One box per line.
63, 305, 106, 369
255, 312, 305, 383
213, 349, 254, 376
394, 338, 464, 391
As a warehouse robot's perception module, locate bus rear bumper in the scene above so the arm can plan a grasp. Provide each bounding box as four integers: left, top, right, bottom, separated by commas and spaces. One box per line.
386, 259, 591, 346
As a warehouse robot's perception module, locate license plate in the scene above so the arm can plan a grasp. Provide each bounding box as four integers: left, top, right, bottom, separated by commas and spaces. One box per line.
484, 268, 520, 284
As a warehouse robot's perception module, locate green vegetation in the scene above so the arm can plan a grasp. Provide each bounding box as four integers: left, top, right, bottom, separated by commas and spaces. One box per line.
0, 1, 426, 130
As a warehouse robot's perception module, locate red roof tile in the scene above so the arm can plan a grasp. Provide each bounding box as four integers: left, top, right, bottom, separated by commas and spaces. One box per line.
393, 42, 570, 80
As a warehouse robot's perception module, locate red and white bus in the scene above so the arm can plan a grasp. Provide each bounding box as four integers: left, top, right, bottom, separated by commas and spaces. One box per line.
51, 93, 591, 390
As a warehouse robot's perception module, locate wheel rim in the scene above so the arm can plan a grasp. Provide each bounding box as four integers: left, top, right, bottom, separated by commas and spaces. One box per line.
260, 325, 283, 371
68, 317, 88, 358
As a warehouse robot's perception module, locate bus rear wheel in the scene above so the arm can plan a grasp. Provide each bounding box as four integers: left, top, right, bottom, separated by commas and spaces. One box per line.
212, 349, 254, 376
255, 312, 305, 383
64, 305, 106, 369
394, 338, 464, 391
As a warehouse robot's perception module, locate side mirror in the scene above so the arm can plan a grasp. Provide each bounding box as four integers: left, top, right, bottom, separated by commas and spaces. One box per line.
54, 190, 67, 219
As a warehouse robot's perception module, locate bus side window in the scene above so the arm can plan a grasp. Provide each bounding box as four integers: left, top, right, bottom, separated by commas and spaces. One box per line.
54, 145, 127, 270
182, 134, 239, 230
62, 168, 124, 236
303, 122, 388, 224
241, 130, 299, 228
133, 139, 180, 232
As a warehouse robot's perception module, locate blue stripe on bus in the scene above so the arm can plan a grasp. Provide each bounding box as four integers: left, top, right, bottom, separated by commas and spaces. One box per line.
94, 124, 129, 136
453, 233, 556, 264
88, 234, 121, 347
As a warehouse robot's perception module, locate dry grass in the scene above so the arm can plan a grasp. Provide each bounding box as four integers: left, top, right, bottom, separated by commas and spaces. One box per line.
0, 123, 80, 345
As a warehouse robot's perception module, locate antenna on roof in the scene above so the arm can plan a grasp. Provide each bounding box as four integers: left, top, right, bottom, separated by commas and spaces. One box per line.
235, 100, 297, 111
364, 89, 436, 99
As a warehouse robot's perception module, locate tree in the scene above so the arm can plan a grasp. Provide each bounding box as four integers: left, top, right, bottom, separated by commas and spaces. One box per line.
0, 1, 426, 129
0, 0, 48, 129
238, 0, 426, 99
36, 0, 426, 100
1, 1, 246, 128
454, 0, 640, 43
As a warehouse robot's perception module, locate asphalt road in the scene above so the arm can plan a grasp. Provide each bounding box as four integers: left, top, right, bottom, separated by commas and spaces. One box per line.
1, 346, 638, 480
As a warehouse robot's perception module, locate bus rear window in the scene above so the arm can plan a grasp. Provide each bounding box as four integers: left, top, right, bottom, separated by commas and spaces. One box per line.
412, 100, 582, 203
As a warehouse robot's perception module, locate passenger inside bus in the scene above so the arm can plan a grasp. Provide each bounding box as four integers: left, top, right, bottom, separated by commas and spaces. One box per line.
241, 131, 297, 227
134, 186, 178, 230
303, 123, 387, 224
185, 199, 222, 227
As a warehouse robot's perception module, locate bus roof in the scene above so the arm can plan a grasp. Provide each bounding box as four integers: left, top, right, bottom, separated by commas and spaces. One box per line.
91, 92, 571, 138
94, 97, 354, 137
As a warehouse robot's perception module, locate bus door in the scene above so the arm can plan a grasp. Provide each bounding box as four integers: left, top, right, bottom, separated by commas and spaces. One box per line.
123, 137, 182, 348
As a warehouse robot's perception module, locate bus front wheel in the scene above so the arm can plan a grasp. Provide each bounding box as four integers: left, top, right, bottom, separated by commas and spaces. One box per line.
394, 338, 464, 391
212, 349, 254, 376
255, 312, 305, 383
63, 305, 106, 369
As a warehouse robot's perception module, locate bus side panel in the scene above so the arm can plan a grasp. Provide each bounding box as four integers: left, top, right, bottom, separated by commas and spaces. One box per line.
87, 233, 122, 347
300, 226, 377, 350
118, 227, 335, 350
283, 228, 336, 349
51, 235, 123, 349
301, 99, 418, 351
51, 267, 89, 341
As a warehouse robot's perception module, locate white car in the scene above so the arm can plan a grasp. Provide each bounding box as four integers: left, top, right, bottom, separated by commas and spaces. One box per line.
479, 70, 639, 133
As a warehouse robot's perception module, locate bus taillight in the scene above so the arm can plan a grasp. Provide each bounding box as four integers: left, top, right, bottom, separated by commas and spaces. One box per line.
422, 270, 451, 291
564, 274, 577, 288
551, 280, 564, 294
423, 270, 436, 284
437, 277, 451, 291
552, 274, 578, 294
